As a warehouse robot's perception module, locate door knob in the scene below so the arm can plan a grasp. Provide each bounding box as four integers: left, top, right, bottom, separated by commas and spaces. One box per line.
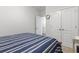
62, 29, 64, 31
58, 28, 64, 31
59, 29, 61, 30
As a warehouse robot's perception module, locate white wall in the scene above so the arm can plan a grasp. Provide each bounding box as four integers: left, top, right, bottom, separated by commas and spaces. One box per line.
0, 6, 40, 36
40, 7, 46, 16
35, 6, 46, 16
40, 10, 46, 16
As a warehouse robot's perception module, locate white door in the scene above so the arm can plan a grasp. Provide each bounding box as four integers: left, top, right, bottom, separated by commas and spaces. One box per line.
36, 16, 46, 35
41, 17, 46, 35
46, 11, 62, 42
36, 16, 42, 35
62, 7, 78, 48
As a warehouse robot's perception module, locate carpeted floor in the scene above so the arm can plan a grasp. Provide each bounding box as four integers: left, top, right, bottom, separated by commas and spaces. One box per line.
62, 46, 73, 53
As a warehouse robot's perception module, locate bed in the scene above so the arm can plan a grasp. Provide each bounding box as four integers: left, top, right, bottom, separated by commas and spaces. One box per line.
0, 33, 63, 53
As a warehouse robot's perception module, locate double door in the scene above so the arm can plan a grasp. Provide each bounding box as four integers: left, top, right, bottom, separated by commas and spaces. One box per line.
46, 7, 78, 48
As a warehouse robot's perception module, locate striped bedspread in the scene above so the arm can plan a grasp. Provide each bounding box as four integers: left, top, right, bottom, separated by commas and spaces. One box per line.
0, 33, 62, 53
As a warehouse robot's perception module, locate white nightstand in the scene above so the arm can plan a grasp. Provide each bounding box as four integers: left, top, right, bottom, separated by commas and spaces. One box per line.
73, 36, 79, 53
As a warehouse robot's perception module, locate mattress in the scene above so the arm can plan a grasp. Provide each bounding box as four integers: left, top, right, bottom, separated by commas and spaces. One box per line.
0, 33, 62, 53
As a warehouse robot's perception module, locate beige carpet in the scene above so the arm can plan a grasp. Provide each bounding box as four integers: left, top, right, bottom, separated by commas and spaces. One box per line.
62, 46, 73, 53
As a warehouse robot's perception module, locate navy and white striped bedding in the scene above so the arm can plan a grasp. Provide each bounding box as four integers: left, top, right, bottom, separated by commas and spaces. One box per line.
0, 33, 62, 53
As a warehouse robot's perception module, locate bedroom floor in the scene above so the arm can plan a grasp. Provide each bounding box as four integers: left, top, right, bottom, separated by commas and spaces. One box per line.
62, 46, 73, 53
